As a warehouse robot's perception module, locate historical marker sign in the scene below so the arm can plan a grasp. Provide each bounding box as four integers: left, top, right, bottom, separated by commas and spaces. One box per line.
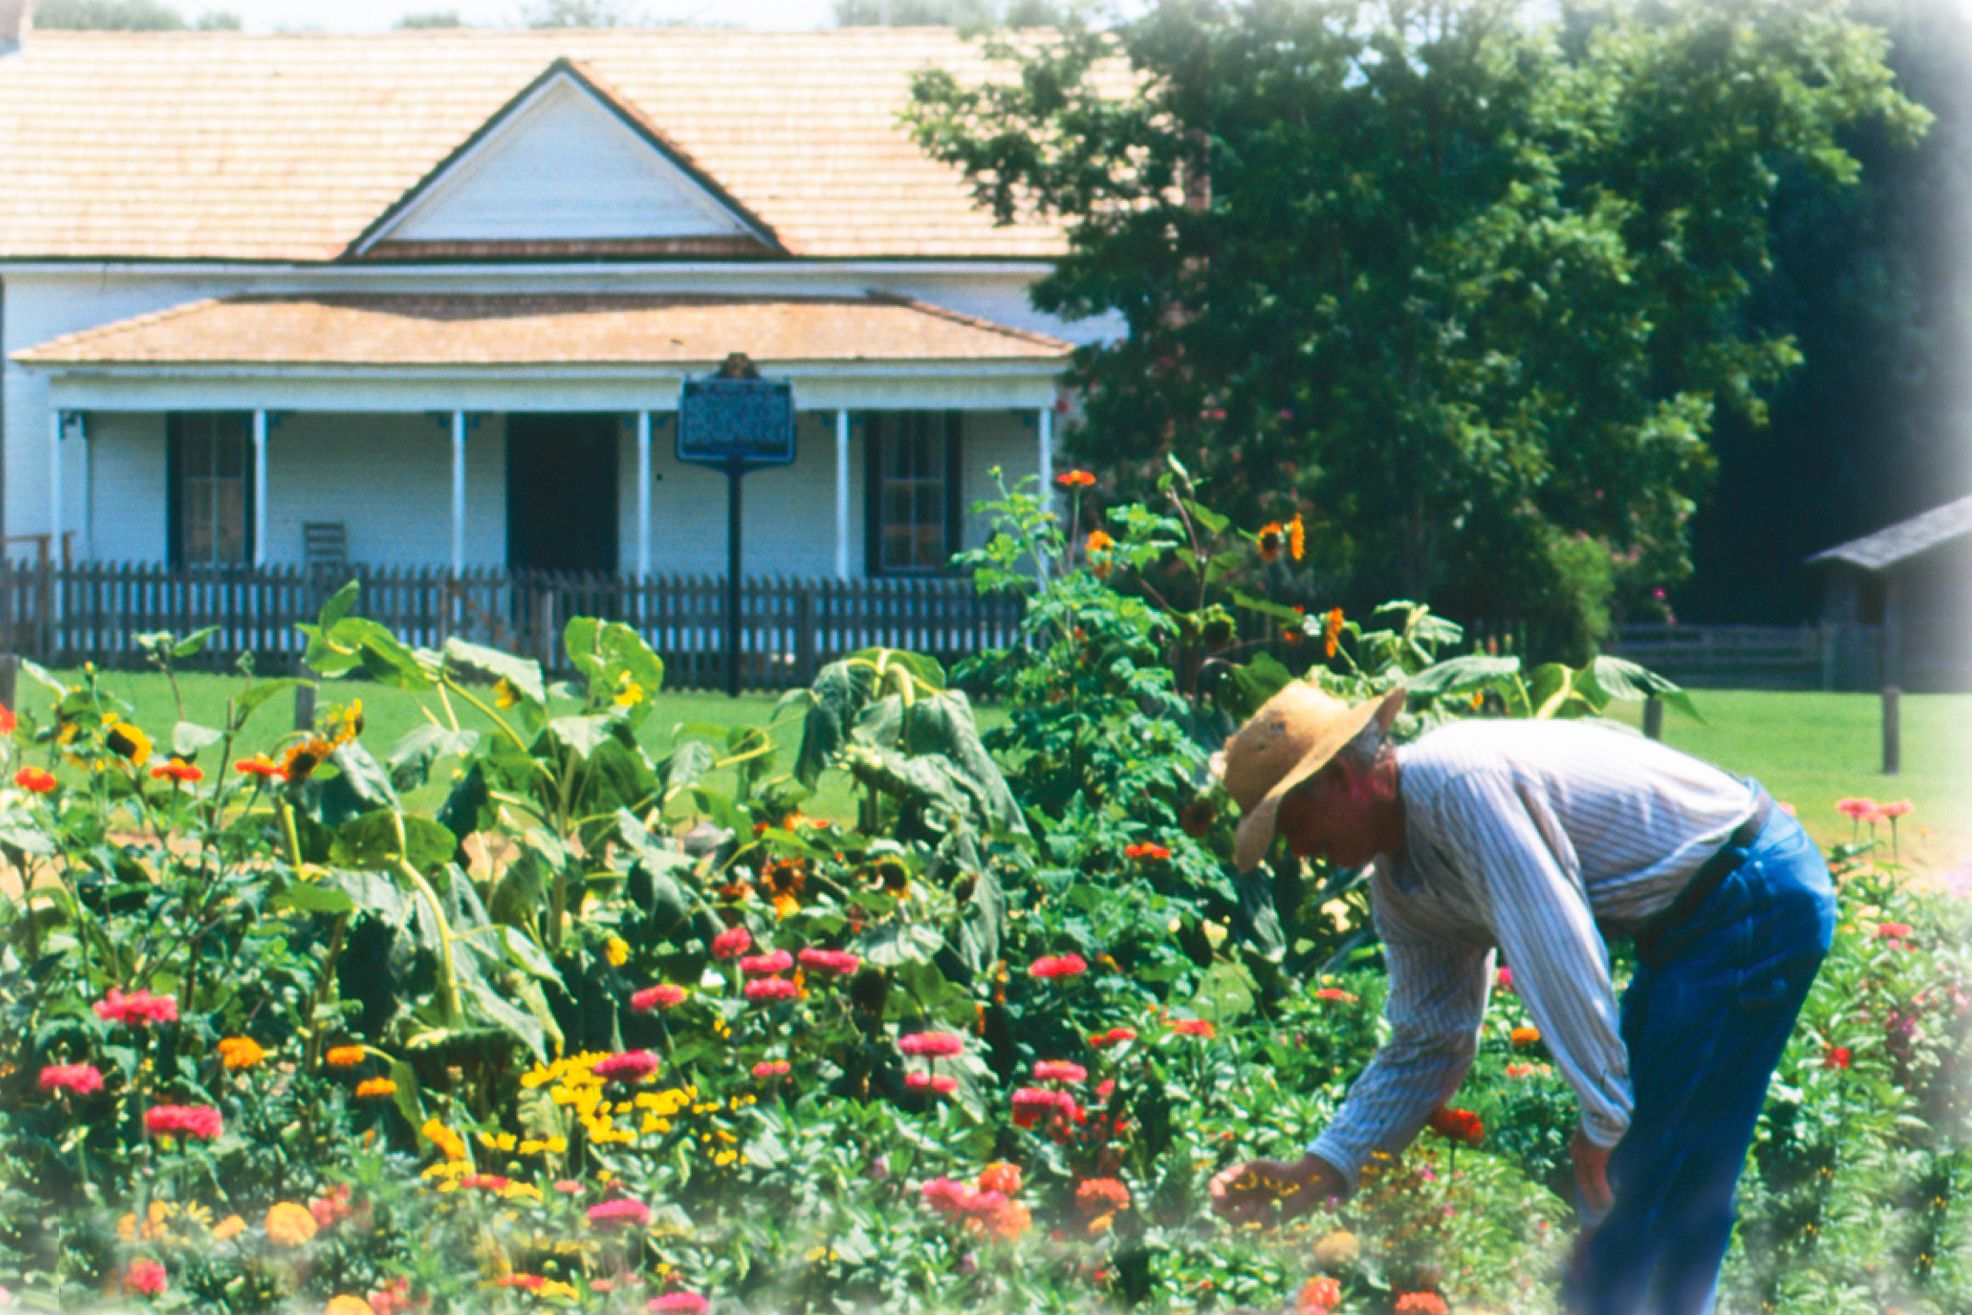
677, 376, 796, 469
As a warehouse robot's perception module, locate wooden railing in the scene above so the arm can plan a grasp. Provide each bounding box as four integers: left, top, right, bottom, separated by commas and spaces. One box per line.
0, 562, 1026, 691
1603, 622, 1855, 689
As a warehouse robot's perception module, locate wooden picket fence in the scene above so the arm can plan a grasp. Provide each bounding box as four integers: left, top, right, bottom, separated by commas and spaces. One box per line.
1602, 622, 1849, 689
0, 561, 1026, 691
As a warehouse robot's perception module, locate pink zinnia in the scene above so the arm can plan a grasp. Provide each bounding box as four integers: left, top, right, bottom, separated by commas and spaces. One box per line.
737, 949, 794, 976
905, 1071, 957, 1095
587, 1198, 651, 1228
1876, 922, 1913, 941
1836, 796, 1879, 821
1029, 953, 1088, 979
1033, 1060, 1087, 1084
1088, 1027, 1136, 1049
921, 1177, 1006, 1218
743, 976, 799, 1003
592, 1050, 661, 1083
1878, 799, 1913, 819
1011, 1086, 1080, 1130
145, 1104, 222, 1140
1314, 988, 1358, 1003
38, 1062, 105, 1096
125, 1260, 168, 1296
752, 1060, 791, 1080
897, 1031, 964, 1058
711, 926, 753, 959
1496, 966, 1514, 994
797, 948, 861, 975
96, 987, 179, 1026
648, 1296, 709, 1315
630, 984, 687, 1012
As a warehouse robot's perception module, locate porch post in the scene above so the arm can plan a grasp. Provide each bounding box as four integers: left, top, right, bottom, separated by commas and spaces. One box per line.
834, 409, 850, 581
48, 409, 62, 562
251, 409, 269, 567
1037, 403, 1054, 496
636, 410, 652, 578
450, 410, 467, 574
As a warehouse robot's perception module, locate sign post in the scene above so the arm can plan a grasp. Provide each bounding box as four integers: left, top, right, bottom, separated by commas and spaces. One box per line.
677, 354, 797, 697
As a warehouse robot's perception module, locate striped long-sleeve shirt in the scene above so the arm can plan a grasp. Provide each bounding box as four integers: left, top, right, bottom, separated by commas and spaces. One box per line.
1307, 718, 1756, 1191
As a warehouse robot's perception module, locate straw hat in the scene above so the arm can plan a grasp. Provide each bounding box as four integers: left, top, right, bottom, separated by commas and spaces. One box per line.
1213, 682, 1406, 871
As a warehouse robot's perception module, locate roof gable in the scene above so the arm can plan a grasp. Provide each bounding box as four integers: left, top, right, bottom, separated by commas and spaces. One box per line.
352, 59, 779, 258
1807, 494, 1972, 572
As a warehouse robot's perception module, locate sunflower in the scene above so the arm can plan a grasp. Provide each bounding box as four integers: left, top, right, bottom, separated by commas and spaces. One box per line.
282, 737, 335, 784
758, 857, 807, 919
103, 716, 152, 767
330, 698, 364, 746
1256, 523, 1285, 562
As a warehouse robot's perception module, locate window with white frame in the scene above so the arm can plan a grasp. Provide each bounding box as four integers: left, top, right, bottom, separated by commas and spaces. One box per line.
867, 412, 960, 575
168, 413, 254, 568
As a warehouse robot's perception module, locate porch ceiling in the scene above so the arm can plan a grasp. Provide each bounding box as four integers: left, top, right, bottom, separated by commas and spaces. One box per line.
13, 292, 1073, 371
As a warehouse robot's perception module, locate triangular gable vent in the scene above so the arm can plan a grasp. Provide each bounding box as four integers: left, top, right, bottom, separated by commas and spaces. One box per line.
353, 60, 777, 256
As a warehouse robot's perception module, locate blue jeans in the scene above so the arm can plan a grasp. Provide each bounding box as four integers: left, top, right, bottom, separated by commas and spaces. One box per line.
1565, 800, 1836, 1315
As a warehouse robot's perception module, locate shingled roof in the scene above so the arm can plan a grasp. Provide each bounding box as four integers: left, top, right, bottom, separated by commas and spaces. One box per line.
1805, 494, 1972, 572
11, 293, 1073, 368
0, 28, 1081, 262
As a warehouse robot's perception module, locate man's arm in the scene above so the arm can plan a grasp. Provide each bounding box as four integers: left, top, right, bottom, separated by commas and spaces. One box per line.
1305, 921, 1492, 1193
1430, 771, 1634, 1151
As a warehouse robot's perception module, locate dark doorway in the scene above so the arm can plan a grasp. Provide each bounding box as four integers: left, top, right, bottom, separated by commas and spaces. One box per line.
506, 414, 619, 574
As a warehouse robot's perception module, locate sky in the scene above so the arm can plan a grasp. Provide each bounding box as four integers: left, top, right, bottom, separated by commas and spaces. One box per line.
199, 1, 864, 31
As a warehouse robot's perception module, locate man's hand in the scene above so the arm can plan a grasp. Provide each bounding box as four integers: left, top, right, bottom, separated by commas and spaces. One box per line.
1569, 1125, 1615, 1220
1208, 1153, 1346, 1225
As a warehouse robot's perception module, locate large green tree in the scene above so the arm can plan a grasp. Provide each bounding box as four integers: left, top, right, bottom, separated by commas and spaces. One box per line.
908, 0, 1927, 653
834, 0, 1074, 26
34, 0, 238, 28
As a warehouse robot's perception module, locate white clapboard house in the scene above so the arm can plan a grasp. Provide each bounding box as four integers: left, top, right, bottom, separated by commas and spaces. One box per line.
0, 19, 1110, 605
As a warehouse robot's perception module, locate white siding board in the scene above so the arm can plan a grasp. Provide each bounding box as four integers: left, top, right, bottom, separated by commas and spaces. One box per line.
388, 80, 756, 244
85, 412, 167, 563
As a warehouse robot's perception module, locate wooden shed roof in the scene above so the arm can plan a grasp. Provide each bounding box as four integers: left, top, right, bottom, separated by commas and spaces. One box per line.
0, 29, 1084, 262
1806, 494, 1972, 572
10, 292, 1073, 368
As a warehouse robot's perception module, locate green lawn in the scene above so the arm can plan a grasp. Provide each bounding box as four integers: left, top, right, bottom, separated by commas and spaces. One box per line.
13, 671, 1967, 872
1602, 689, 1971, 873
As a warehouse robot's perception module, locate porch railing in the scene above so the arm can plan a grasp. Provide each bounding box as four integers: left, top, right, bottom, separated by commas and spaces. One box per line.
0, 561, 1026, 692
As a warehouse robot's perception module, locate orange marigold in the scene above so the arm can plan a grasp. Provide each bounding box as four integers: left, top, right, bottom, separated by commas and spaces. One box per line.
1510, 1025, 1542, 1048
1074, 1177, 1131, 1215
1322, 608, 1345, 659
354, 1077, 398, 1100
325, 1045, 364, 1068
264, 1201, 319, 1248
1287, 513, 1306, 562
977, 1161, 1023, 1196
217, 1035, 266, 1071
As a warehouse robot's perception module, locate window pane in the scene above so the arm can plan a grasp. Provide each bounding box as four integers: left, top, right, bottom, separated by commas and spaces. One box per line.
215, 429, 246, 478
215, 482, 246, 564
183, 425, 212, 478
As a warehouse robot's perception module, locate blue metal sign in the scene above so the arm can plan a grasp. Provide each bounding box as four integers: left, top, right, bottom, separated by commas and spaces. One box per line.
677, 376, 796, 469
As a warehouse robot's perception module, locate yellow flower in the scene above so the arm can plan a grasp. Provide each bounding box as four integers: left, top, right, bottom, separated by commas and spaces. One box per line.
355, 1077, 398, 1100
331, 698, 364, 746
211, 1214, 246, 1242
494, 678, 520, 710
539, 1280, 579, 1301
264, 1200, 319, 1248
604, 936, 630, 968
613, 674, 645, 708
421, 1117, 468, 1162
282, 737, 335, 783
1256, 522, 1285, 562
326, 1297, 375, 1315
325, 1045, 365, 1068
1084, 529, 1116, 579
218, 1035, 266, 1071
103, 716, 152, 767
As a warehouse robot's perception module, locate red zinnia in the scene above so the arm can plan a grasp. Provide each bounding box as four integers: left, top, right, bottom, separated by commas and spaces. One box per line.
1011, 1086, 1080, 1130
898, 1031, 964, 1058
593, 1050, 661, 1083
1074, 1177, 1131, 1214
150, 760, 203, 784
1297, 1276, 1342, 1314
586, 1198, 651, 1228
797, 947, 861, 975
1427, 1106, 1484, 1146
1395, 1294, 1450, 1315
1169, 1017, 1215, 1038
1823, 1045, 1853, 1070
13, 766, 55, 794
497, 1274, 547, 1291
1029, 953, 1088, 979
977, 1161, 1022, 1196
743, 976, 799, 1003
1876, 922, 1913, 941
752, 1060, 791, 1080
1033, 1059, 1087, 1084
738, 949, 794, 976
96, 987, 179, 1026
1123, 842, 1170, 862
0, 703, 14, 735
125, 1260, 168, 1296
1314, 988, 1359, 1003
1054, 469, 1096, 489
38, 1062, 105, 1096
905, 1071, 958, 1095
630, 984, 687, 1012
711, 926, 753, 959
1088, 1026, 1137, 1048
145, 1104, 222, 1140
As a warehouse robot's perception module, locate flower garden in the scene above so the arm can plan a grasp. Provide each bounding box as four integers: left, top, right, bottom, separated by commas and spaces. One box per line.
0, 471, 1967, 1314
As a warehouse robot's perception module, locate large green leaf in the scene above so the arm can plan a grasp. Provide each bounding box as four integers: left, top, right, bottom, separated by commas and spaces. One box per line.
333, 810, 458, 873
443, 637, 546, 708
1405, 653, 1523, 697
1233, 868, 1286, 962
387, 724, 482, 792
1218, 652, 1295, 722
1584, 656, 1703, 722
230, 678, 310, 731
792, 658, 877, 787
547, 714, 613, 761
901, 694, 1026, 836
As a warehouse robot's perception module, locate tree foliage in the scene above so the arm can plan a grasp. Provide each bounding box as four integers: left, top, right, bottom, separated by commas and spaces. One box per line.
907, 0, 1928, 648
834, 0, 1075, 26
33, 0, 236, 29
